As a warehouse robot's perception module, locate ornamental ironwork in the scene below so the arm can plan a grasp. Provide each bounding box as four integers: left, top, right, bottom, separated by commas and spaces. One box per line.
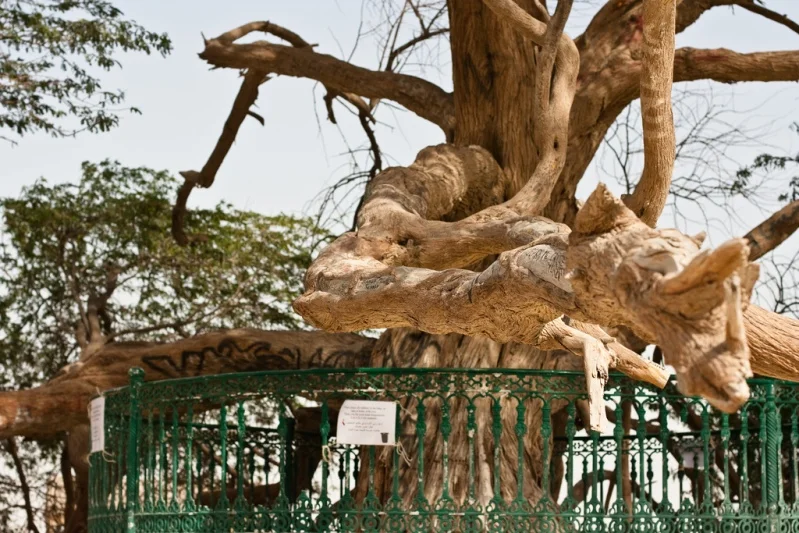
87, 368, 799, 532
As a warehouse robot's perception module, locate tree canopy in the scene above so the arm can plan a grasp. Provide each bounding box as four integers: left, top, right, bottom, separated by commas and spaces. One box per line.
0, 160, 326, 389
0, 0, 170, 141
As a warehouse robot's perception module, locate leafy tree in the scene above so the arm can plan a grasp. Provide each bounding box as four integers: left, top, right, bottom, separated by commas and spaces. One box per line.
0, 0, 171, 140
735, 123, 799, 203
0, 160, 325, 388
0, 161, 327, 530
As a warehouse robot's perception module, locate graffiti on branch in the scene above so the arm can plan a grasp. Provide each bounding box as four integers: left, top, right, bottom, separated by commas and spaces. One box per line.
140, 338, 372, 379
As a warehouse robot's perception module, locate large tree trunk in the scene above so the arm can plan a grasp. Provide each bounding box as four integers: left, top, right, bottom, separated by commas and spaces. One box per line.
352, 2, 580, 509
357, 331, 582, 509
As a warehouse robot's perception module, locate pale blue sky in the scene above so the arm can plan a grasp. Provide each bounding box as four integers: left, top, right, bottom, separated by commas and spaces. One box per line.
1, 1, 797, 247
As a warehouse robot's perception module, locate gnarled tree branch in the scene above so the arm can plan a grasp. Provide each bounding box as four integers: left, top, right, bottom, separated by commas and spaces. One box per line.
744, 199, 799, 261
0, 330, 375, 439
198, 22, 455, 133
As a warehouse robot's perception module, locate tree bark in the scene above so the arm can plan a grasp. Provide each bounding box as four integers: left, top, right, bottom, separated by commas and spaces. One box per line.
352, 0, 585, 509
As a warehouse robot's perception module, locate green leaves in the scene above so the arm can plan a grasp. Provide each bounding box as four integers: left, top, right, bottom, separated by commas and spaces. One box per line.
0, 0, 171, 139
735, 123, 799, 203
0, 160, 328, 389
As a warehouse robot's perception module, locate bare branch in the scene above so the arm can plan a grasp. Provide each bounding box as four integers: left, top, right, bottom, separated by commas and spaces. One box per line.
0, 330, 375, 439
4, 438, 40, 533
623, 0, 677, 226
732, 0, 799, 36
675, 48, 799, 84
199, 23, 455, 133
385, 27, 449, 73
744, 199, 799, 261
173, 69, 268, 246
214, 21, 316, 47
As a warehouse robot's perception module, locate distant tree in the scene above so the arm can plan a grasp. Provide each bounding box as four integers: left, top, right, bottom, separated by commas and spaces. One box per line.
0, 0, 170, 141
0, 160, 328, 530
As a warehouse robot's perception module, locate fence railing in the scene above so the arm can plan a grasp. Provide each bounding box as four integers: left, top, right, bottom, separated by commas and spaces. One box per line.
87, 368, 799, 532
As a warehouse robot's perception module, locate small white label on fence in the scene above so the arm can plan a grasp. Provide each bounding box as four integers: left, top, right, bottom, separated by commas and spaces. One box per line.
90, 397, 105, 453
336, 400, 396, 446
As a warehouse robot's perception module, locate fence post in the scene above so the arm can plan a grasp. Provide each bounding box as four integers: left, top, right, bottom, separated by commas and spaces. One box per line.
126, 367, 144, 533
764, 380, 781, 532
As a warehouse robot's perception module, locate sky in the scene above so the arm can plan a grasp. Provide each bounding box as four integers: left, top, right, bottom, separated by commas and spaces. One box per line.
1, 0, 798, 247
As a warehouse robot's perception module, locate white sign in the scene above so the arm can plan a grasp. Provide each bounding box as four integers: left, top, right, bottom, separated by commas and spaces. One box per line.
336, 400, 396, 446
90, 397, 105, 453
682, 448, 704, 469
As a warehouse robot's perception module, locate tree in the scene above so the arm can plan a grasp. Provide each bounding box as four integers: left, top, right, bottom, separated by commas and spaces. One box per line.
0, 0, 171, 141
3, 0, 799, 526
0, 161, 367, 531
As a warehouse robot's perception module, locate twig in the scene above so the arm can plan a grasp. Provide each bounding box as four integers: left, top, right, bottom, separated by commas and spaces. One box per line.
5, 438, 41, 533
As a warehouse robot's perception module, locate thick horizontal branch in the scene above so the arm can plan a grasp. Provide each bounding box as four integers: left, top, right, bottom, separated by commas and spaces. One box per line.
296, 236, 667, 392
744, 199, 799, 261
299, 163, 783, 412
0, 330, 375, 439
298, 234, 576, 341
674, 48, 799, 84
745, 305, 799, 382
199, 37, 455, 133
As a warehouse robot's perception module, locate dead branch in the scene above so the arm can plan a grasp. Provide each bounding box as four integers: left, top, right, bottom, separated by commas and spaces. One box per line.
538, 318, 612, 431
623, 0, 676, 226
199, 22, 455, 133
173, 69, 267, 245
744, 199, 799, 261
731, 0, 799, 36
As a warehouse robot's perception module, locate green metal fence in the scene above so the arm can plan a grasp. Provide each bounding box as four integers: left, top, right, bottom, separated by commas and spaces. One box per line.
88, 368, 799, 532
